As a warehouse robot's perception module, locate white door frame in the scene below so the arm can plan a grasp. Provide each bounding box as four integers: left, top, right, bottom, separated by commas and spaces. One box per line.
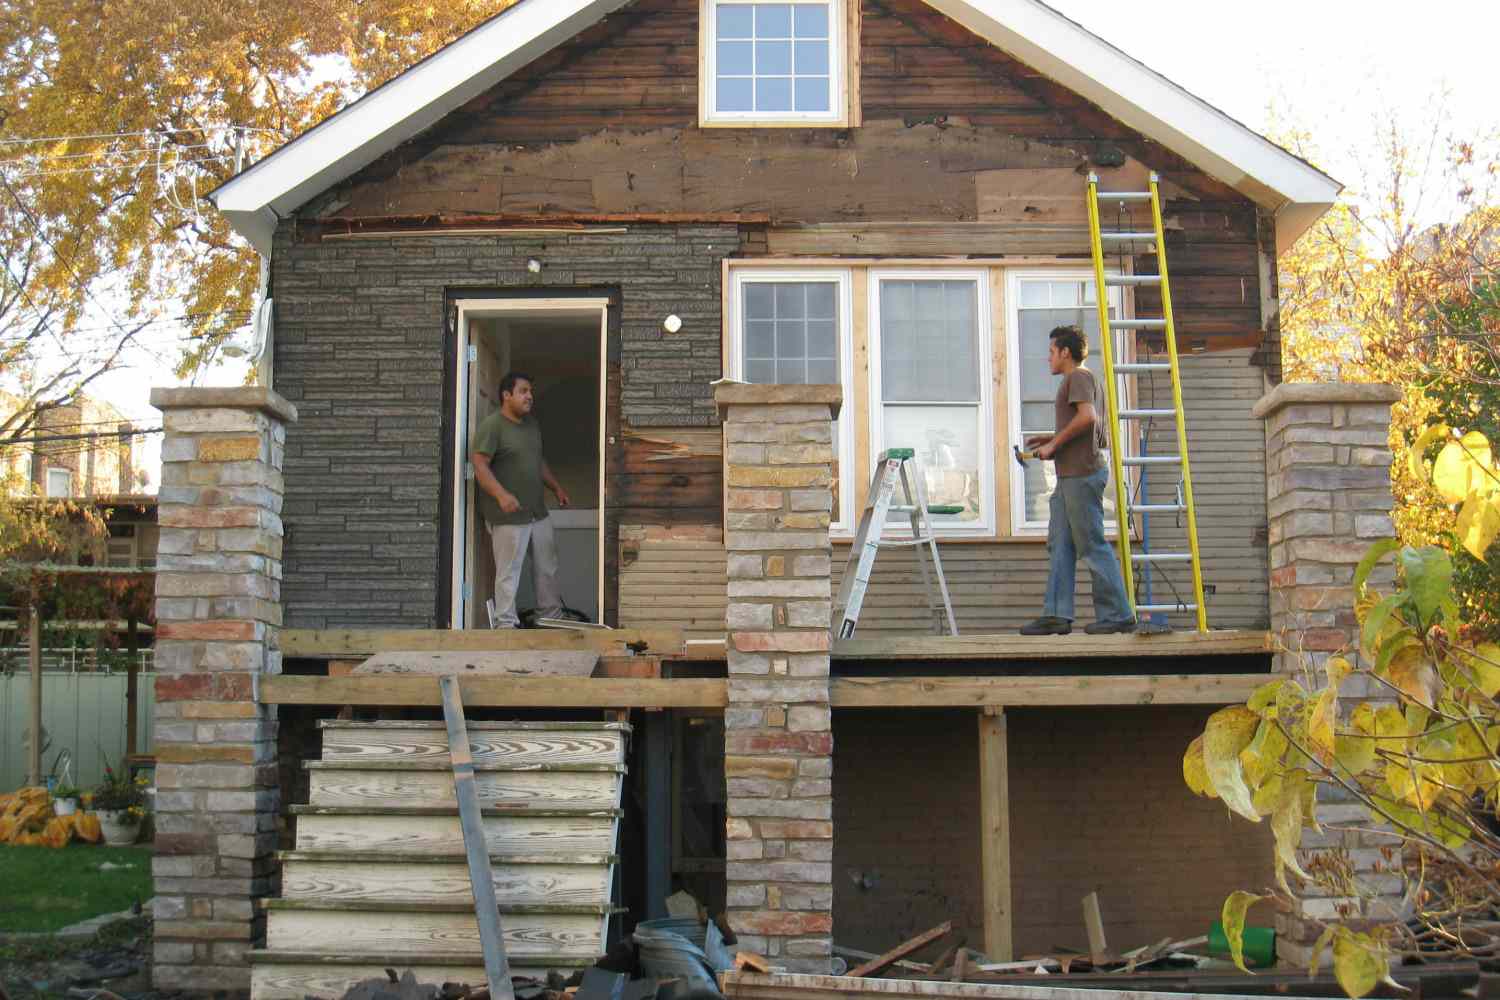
451, 297, 610, 629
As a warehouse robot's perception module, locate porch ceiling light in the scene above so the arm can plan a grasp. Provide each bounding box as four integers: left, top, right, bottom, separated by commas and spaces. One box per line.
663, 314, 683, 334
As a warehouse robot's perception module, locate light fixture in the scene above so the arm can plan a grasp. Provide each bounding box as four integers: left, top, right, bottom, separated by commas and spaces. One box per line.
526, 258, 542, 274
663, 314, 683, 334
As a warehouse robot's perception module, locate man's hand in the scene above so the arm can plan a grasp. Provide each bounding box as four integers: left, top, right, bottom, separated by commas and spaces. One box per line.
551, 484, 571, 508
1025, 434, 1053, 450
496, 490, 522, 514
1037, 441, 1058, 461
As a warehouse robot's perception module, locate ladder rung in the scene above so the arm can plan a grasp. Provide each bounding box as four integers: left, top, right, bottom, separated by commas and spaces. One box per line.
1119, 408, 1176, 419
876, 537, 938, 548
1121, 455, 1182, 466
1114, 363, 1171, 373
1105, 275, 1161, 285
1130, 552, 1193, 562
1101, 232, 1157, 242
1095, 191, 1152, 201
1136, 603, 1198, 613
1129, 503, 1187, 513
1110, 318, 1167, 329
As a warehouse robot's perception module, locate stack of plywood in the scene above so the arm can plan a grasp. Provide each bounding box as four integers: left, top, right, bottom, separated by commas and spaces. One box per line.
249, 719, 628, 999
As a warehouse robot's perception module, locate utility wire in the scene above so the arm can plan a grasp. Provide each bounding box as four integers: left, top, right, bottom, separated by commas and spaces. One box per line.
0, 126, 285, 147
3, 426, 162, 447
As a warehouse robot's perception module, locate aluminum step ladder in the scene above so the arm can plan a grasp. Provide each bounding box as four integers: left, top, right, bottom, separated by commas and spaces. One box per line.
833, 449, 959, 639
1086, 172, 1208, 632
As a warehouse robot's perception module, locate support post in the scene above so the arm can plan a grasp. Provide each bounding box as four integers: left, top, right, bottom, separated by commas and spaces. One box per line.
27, 598, 43, 787
978, 707, 1012, 961
643, 711, 672, 921
125, 616, 140, 758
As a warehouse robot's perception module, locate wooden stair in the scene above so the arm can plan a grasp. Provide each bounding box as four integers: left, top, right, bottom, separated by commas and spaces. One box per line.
250, 719, 629, 1000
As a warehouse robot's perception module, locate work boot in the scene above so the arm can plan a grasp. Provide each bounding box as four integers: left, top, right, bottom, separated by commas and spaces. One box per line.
1083, 618, 1136, 635
1019, 616, 1071, 636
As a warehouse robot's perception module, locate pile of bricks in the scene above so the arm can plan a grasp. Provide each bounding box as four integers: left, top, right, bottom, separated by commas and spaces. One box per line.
715, 383, 842, 974
148, 387, 295, 992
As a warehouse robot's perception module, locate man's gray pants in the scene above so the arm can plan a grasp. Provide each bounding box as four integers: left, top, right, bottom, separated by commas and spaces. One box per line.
488, 516, 563, 627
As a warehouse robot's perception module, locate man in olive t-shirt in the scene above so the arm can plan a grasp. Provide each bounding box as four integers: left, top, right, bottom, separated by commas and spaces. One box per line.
470, 371, 571, 627
1019, 325, 1134, 636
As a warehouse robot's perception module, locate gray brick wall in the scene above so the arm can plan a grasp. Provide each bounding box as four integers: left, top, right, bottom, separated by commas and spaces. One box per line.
269, 221, 743, 628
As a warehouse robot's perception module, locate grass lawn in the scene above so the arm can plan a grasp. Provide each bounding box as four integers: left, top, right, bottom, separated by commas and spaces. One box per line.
0, 844, 153, 933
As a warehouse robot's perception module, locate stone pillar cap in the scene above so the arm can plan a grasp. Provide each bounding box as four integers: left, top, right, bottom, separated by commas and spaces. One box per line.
714, 383, 842, 418
150, 386, 298, 423
1252, 382, 1400, 419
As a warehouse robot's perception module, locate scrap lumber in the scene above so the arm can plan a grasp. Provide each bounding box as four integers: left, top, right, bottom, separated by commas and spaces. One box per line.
834, 947, 930, 975
848, 922, 954, 978
925, 936, 966, 976
1081, 892, 1108, 965
736, 952, 772, 974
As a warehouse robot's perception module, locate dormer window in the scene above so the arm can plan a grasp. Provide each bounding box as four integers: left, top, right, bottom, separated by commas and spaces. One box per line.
702, 0, 848, 126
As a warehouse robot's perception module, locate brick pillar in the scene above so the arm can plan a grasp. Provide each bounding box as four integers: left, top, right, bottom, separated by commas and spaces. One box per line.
715, 383, 840, 973
1253, 382, 1405, 966
149, 387, 296, 994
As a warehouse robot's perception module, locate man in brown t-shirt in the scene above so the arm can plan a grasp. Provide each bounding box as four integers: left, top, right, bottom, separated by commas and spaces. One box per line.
1020, 325, 1135, 635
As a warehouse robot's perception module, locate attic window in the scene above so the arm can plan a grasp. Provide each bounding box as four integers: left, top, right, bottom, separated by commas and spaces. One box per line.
702, 0, 847, 126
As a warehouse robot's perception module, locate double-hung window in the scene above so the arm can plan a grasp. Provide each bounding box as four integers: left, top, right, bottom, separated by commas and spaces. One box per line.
45, 467, 71, 498
869, 271, 994, 535
728, 268, 854, 529
1006, 272, 1127, 534
704, 0, 844, 124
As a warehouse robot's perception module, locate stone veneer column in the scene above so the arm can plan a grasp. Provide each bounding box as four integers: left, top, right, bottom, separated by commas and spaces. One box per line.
1253, 382, 1405, 966
149, 387, 296, 993
715, 383, 841, 973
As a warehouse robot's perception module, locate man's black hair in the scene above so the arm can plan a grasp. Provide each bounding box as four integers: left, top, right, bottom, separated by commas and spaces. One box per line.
1048, 325, 1088, 363
499, 371, 534, 399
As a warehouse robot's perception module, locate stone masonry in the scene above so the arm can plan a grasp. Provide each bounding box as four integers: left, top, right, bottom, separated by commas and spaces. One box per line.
1254, 382, 1405, 967
149, 387, 295, 993
716, 383, 841, 973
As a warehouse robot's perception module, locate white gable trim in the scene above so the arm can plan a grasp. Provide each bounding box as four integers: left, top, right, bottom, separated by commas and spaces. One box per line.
210, 0, 631, 251
210, 0, 1338, 255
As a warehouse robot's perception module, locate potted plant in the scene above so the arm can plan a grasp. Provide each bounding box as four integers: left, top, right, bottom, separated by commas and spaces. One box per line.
52, 784, 82, 816
91, 762, 149, 845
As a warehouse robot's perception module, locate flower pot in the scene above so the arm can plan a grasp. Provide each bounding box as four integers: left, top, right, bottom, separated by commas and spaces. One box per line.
54, 798, 78, 817
98, 809, 140, 846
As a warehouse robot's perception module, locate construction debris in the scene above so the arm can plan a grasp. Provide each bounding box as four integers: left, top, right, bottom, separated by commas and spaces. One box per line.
847, 922, 954, 978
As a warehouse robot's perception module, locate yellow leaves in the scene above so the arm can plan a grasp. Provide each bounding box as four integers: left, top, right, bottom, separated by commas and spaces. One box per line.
1220, 891, 1269, 974
1183, 734, 1215, 799
1433, 432, 1497, 503
1308, 686, 1339, 767
1408, 423, 1451, 482
1454, 494, 1500, 561
1203, 706, 1264, 823
1331, 927, 1388, 999
1269, 769, 1312, 892
1451, 643, 1500, 698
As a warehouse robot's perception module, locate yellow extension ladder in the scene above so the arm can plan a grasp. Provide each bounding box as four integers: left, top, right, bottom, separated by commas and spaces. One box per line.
1085, 172, 1208, 632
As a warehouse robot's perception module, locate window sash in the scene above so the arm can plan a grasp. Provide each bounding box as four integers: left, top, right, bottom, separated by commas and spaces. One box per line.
729, 268, 855, 531
868, 270, 994, 536
705, 0, 842, 122
45, 467, 70, 497
1006, 271, 1130, 535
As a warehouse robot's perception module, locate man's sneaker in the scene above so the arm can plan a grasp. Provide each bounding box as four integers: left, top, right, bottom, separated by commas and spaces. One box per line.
1084, 618, 1136, 635
1020, 616, 1071, 636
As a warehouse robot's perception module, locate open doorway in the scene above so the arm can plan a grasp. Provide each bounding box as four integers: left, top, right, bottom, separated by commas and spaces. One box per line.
450, 298, 607, 629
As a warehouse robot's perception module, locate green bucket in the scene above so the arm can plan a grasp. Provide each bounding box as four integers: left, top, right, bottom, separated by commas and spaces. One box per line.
1208, 921, 1276, 968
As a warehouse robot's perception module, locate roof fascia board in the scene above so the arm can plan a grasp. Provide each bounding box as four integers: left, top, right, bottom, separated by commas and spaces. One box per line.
922, 0, 1340, 249
211, 0, 630, 252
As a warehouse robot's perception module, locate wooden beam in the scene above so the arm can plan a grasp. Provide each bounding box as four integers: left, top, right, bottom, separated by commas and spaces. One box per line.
1082, 891, 1109, 965
832, 629, 1271, 661
848, 921, 953, 978
978, 709, 1011, 962
259, 675, 727, 709
830, 673, 1266, 708
280, 627, 684, 659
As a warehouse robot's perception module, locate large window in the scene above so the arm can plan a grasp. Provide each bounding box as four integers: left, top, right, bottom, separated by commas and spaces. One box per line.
728, 269, 854, 529
45, 467, 71, 498
869, 271, 993, 536
703, 0, 844, 124
1006, 272, 1127, 534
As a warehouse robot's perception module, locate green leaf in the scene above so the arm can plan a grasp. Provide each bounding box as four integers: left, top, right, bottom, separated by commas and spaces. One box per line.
1247, 678, 1285, 718
1399, 546, 1452, 626
1361, 594, 1405, 657
1354, 538, 1400, 599
1332, 928, 1386, 999
1407, 423, 1451, 482
1204, 706, 1264, 823
1221, 891, 1268, 974
1374, 630, 1420, 677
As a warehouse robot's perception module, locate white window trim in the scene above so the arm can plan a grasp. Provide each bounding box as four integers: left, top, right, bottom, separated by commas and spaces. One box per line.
1005, 268, 1131, 536
727, 267, 856, 533
867, 268, 996, 538
700, 0, 848, 127
45, 467, 71, 498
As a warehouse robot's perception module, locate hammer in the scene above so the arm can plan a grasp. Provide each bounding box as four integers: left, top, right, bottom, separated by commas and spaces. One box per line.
1012, 445, 1039, 467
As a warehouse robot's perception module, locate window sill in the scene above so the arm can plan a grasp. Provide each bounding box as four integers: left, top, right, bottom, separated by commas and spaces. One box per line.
699, 116, 852, 129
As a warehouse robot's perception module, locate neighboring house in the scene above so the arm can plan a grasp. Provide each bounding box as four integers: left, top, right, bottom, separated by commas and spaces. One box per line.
1, 390, 144, 498
194, 0, 1350, 988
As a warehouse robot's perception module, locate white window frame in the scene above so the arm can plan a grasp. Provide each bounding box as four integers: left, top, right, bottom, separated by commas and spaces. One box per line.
867, 268, 996, 538
700, 0, 847, 127
45, 467, 71, 498
726, 267, 856, 533
1005, 269, 1131, 536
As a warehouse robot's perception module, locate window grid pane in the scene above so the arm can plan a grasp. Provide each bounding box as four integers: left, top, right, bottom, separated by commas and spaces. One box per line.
715, 1, 833, 116
742, 281, 840, 386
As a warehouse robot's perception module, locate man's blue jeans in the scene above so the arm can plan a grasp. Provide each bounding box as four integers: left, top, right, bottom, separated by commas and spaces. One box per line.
1044, 466, 1133, 623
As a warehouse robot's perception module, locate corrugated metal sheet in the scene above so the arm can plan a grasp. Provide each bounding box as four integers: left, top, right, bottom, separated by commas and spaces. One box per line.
0, 671, 156, 790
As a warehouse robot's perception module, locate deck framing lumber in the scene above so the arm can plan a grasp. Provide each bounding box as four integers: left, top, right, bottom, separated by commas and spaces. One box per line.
280, 627, 684, 658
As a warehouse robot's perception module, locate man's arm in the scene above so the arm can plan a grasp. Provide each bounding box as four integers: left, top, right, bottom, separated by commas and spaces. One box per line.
1038, 402, 1096, 461
541, 460, 571, 508
471, 452, 521, 514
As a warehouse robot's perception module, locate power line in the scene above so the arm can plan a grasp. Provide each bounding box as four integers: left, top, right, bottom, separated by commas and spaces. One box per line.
3, 426, 161, 446
0, 126, 285, 147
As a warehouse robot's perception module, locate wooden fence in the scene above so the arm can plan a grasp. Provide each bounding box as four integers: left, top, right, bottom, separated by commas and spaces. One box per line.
0, 670, 156, 792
